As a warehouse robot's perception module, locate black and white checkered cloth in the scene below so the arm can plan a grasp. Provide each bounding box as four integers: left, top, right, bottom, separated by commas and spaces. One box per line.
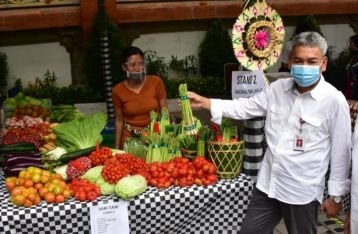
0, 170, 253, 234
242, 117, 266, 183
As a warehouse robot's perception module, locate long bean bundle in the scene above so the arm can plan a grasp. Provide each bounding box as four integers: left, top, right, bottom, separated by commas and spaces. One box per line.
179, 83, 197, 135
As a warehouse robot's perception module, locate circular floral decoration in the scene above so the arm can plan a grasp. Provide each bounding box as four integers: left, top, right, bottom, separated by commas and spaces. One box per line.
232, 0, 285, 70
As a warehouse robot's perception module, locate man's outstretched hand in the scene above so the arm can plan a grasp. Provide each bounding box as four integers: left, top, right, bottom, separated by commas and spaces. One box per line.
187, 91, 211, 110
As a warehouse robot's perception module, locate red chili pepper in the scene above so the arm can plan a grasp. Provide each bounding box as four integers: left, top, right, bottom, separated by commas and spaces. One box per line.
215, 134, 223, 142
153, 122, 160, 133
210, 122, 220, 133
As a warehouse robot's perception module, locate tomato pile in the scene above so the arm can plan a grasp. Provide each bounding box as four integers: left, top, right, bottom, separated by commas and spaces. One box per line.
70, 178, 101, 201
89, 147, 113, 166
6, 166, 72, 207
148, 156, 218, 189
101, 153, 150, 183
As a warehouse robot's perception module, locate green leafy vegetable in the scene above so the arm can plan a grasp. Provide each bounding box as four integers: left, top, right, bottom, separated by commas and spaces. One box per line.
53, 112, 107, 152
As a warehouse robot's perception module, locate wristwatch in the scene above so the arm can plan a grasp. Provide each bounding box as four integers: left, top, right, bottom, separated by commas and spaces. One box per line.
330, 196, 342, 203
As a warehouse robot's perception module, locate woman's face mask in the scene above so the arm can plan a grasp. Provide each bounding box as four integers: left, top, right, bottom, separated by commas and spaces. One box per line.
126, 70, 146, 82
290, 64, 321, 87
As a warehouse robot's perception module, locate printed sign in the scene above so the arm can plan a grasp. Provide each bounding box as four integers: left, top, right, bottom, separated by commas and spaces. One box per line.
90, 201, 129, 234
232, 70, 266, 99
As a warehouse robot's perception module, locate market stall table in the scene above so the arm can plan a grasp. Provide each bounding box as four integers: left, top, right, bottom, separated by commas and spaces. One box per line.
0, 170, 253, 234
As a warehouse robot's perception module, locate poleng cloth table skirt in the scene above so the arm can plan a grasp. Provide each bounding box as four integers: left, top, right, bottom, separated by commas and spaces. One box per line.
0, 170, 254, 234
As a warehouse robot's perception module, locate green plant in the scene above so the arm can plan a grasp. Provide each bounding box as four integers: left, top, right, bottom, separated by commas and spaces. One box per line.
198, 20, 237, 78
83, 0, 127, 93
324, 47, 353, 92
169, 55, 199, 76
145, 50, 169, 80
0, 52, 8, 94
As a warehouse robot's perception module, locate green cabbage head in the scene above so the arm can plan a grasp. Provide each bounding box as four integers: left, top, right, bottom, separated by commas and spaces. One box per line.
115, 175, 147, 200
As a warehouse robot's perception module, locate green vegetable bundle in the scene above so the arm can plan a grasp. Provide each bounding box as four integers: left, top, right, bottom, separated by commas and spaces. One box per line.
179, 83, 198, 135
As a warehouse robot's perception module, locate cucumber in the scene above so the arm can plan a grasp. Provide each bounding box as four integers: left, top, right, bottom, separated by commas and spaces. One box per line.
58, 146, 96, 163
0, 142, 36, 153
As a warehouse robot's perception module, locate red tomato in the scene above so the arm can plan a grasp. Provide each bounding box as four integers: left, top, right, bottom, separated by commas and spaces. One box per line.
87, 191, 98, 201
208, 164, 217, 175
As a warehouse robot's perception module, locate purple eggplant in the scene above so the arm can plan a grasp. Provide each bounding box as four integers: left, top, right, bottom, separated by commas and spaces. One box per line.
4, 155, 43, 167
4, 162, 45, 177
4, 152, 42, 159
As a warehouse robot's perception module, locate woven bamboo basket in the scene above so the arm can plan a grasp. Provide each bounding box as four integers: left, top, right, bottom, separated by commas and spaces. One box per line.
180, 148, 197, 159
207, 140, 244, 179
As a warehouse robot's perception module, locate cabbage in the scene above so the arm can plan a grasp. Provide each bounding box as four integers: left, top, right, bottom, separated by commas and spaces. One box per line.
96, 175, 116, 195
81, 166, 104, 183
53, 164, 68, 180
115, 175, 147, 200
53, 112, 107, 152
81, 166, 115, 195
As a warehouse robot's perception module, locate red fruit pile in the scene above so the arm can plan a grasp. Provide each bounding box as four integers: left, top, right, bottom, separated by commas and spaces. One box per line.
89, 147, 113, 166
3, 127, 43, 148
70, 178, 100, 201
101, 153, 150, 184
66, 157, 92, 180
149, 156, 218, 189
101, 163, 130, 184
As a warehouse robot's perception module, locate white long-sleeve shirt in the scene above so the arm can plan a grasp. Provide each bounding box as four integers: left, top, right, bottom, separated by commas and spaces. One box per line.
211, 77, 351, 204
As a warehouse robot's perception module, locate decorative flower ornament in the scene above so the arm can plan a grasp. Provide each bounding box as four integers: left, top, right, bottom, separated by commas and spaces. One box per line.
232, 0, 285, 70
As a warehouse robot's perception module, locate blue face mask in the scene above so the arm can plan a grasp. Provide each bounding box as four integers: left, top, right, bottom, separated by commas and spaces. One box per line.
290, 64, 321, 87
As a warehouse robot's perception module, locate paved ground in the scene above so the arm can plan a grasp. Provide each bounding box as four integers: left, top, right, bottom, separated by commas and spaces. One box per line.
274, 211, 346, 234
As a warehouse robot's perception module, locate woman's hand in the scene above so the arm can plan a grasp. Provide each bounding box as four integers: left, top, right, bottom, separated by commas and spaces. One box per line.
187, 91, 211, 110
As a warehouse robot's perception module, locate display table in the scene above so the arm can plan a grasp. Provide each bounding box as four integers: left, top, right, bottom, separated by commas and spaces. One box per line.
0, 170, 254, 234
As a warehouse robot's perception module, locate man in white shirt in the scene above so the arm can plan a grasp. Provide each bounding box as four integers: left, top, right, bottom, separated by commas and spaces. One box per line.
344, 114, 358, 234
188, 31, 351, 234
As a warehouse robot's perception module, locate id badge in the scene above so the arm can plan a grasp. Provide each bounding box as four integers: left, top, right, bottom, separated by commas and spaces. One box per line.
293, 135, 305, 151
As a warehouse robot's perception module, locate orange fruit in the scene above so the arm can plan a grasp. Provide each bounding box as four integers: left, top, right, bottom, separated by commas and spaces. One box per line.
24, 179, 34, 188
41, 175, 49, 184
63, 189, 72, 199
31, 173, 41, 183
44, 192, 55, 203
23, 199, 33, 207
34, 195, 41, 205
12, 194, 26, 206
34, 183, 43, 190
55, 194, 65, 203
6, 180, 17, 192
38, 187, 48, 198
11, 186, 24, 196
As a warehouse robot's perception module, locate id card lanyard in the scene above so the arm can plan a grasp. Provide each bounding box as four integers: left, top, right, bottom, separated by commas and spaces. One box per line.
293, 118, 305, 151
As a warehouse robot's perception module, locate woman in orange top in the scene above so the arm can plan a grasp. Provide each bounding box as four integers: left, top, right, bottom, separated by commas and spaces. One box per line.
112, 46, 168, 149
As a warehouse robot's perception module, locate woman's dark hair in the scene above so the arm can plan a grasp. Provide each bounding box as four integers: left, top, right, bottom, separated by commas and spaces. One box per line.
121, 46, 144, 64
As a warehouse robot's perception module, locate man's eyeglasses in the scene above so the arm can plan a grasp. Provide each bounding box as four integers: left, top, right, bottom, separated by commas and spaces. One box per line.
126, 61, 145, 68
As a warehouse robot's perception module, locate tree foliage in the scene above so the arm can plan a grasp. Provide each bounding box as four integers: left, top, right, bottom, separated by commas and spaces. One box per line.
83, 0, 127, 96
198, 20, 237, 78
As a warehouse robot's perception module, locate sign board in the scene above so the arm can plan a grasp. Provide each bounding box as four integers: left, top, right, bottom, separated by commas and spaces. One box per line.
231, 70, 267, 99
90, 201, 130, 234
